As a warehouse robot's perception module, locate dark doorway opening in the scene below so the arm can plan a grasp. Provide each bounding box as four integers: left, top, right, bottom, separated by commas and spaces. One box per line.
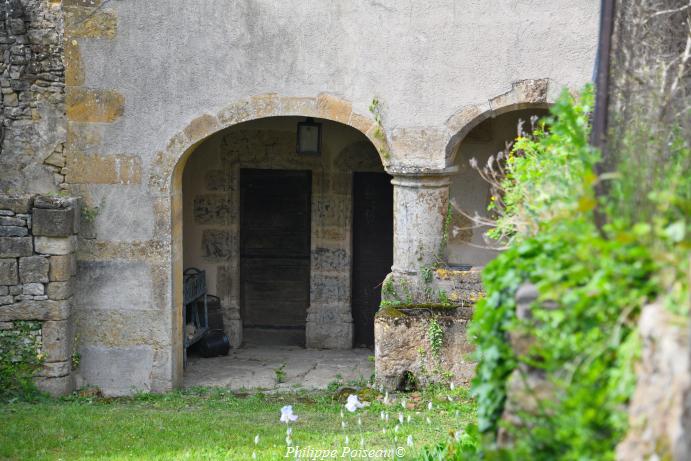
352, 172, 393, 348
240, 169, 311, 346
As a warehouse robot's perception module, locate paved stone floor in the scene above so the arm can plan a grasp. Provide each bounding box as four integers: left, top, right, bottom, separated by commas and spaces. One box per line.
183, 346, 374, 391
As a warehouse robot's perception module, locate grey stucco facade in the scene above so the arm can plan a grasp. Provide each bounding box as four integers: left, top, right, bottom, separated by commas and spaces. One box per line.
1, 0, 600, 395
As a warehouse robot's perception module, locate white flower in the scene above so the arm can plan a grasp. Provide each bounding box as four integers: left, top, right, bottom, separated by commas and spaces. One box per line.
447, 395, 453, 402
398, 413, 404, 424
280, 405, 298, 423
400, 398, 406, 409
345, 435, 349, 445
380, 411, 385, 421
426, 417, 432, 425
382, 427, 387, 434
454, 430, 462, 442
254, 435, 260, 445
385, 413, 389, 422
252, 451, 257, 459
345, 394, 365, 412
357, 416, 362, 426
286, 427, 292, 436
406, 415, 411, 424
360, 437, 365, 448
450, 382, 455, 391
341, 420, 347, 429
286, 436, 292, 446
383, 391, 389, 405
407, 435, 414, 447
394, 424, 400, 433
427, 402, 433, 411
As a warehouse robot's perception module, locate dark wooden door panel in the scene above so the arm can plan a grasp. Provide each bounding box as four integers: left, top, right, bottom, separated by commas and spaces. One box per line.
352, 172, 393, 348
241, 258, 310, 327
240, 169, 311, 333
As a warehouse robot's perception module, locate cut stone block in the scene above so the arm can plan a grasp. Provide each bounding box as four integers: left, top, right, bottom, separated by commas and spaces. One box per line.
39, 361, 72, 378
36, 375, 74, 397
34, 236, 75, 255
0, 299, 71, 321
19, 256, 49, 283
42, 320, 72, 362
23, 283, 45, 296
0, 196, 32, 214
47, 280, 73, 300
0, 216, 25, 226
49, 254, 76, 281
79, 346, 153, 396
0, 258, 18, 285
0, 226, 28, 237
0, 237, 33, 257
32, 207, 76, 237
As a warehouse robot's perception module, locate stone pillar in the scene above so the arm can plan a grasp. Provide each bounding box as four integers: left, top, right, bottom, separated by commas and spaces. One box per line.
390, 169, 456, 276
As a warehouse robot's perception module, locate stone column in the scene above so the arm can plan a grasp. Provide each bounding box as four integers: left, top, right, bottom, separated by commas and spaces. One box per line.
390, 168, 456, 276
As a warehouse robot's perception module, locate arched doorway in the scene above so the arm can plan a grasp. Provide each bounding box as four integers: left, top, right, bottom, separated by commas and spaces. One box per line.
179, 116, 391, 363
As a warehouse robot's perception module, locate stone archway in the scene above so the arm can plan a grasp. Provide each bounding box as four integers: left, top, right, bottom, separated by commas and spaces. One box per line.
444, 79, 557, 167
155, 94, 388, 385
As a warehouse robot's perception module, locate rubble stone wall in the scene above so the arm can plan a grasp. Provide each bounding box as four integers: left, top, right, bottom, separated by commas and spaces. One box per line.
0, 194, 78, 396
0, 0, 66, 195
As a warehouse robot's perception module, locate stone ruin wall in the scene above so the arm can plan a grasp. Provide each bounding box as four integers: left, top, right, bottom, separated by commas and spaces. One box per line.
0, 0, 66, 195
0, 194, 78, 396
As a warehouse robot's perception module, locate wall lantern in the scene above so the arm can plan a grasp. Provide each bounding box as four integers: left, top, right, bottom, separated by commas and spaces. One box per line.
296, 117, 322, 156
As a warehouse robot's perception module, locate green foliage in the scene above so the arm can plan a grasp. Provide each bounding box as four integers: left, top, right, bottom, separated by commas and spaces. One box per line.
274, 363, 287, 384
81, 204, 100, 223
463, 85, 685, 460
421, 266, 434, 284
0, 321, 44, 402
419, 424, 481, 461
2, 387, 476, 461
471, 221, 656, 459
437, 290, 451, 306
428, 318, 444, 359
486, 86, 598, 242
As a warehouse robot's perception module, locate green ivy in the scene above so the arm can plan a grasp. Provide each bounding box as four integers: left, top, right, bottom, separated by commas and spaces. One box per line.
469, 220, 656, 460
0, 321, 44, 402
428, 318, 444, 359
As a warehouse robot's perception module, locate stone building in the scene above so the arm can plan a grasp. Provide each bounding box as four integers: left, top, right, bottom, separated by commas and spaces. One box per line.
0, 0, 599, 395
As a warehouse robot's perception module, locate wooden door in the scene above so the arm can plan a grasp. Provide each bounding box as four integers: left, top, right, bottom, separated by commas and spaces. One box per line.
352, 172, 393, 348
240, 169, 311, 334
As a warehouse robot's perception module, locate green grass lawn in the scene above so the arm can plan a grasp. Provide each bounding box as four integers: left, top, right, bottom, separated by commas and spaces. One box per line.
0, 386, 475, 461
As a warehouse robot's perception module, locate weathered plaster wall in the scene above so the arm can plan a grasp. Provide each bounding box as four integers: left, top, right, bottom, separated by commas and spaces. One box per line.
56, 0, 599, 393
448, 108, 549, 267
0, 0, 65, 195
182, 117, 384, 349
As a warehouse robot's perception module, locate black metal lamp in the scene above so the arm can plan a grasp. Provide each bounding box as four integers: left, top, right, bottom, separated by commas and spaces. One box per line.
296, 117, 321, 155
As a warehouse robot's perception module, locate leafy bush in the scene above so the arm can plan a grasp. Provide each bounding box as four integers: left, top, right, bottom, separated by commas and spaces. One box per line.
0, 321, 44, 402
425, 83, 688, 460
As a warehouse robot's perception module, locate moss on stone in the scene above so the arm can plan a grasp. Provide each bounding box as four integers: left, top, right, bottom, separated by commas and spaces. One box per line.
376, 306, 408, 318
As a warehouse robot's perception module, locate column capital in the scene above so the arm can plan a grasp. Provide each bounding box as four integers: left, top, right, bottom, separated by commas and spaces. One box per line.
388, 166, 458, 188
